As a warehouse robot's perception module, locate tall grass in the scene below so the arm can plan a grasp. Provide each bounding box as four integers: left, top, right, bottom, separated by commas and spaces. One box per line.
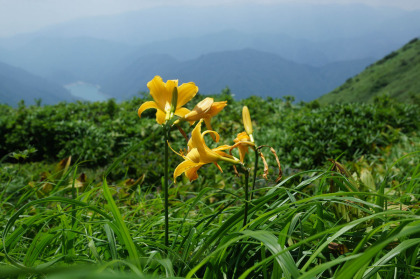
1, 146, 419, 278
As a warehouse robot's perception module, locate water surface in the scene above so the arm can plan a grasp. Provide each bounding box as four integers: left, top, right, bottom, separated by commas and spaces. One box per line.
65, 82, 109, 102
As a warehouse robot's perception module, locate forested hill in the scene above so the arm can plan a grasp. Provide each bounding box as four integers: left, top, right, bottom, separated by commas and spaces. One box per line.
318, 38, 420, 104
0, 61, 73, 106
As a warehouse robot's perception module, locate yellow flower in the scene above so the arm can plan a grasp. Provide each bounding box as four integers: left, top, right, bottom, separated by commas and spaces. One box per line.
229, 106, 255, 162
232, 132, 255, 162
176, 97, 227, 140
138, 76, 199, 124
174, 120, 240, 182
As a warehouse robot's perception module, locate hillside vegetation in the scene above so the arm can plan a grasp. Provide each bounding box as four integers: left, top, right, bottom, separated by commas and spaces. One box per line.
0, 93, 419, 278
318, 38, 420, 104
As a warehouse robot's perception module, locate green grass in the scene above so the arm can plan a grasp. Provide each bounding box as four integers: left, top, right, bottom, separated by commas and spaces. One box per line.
1, 95, 419, 278
318, 37, 420, 105
1, 150, 419, 278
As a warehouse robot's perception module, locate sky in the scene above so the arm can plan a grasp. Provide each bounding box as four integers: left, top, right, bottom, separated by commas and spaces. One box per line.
1, 0, 420, 38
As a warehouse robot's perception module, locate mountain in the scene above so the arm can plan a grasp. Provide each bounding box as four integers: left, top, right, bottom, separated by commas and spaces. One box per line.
0, 61, 73, 106
0, 37, 136, 85
101, 49, 374, 101
317, 38, 420, 104
0, 3, 418, 67
0, 3, 417, 103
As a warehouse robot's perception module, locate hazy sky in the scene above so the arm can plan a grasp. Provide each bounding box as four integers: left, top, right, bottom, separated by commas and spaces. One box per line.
1, 0, 420, 38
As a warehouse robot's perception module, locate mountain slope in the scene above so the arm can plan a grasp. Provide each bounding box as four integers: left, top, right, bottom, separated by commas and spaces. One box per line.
0, 61, 73, 106
101, 49, 373, 101
0, 37, 136, 85
318, 38, 420, 104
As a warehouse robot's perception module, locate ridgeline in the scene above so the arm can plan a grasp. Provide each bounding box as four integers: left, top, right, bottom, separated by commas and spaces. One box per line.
318, 38, 420, 104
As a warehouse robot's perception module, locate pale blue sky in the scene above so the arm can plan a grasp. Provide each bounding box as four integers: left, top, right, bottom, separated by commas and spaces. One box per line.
1, 0, 419, 38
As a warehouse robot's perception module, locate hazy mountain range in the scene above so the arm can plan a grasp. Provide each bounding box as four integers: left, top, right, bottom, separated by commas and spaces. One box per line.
0, 3, 419, 105
0, 61, 73, 106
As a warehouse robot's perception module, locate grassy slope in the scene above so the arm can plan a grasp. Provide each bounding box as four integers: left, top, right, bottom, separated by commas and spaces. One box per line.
318, 38, 420, 104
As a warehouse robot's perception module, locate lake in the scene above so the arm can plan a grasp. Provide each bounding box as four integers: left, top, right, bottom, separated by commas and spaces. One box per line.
65, 82, 110, 102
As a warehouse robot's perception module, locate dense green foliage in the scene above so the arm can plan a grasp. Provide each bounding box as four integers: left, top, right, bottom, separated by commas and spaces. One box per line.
318, 37, 420, 105
1, 94, 419, 278
1, 93, 418, 183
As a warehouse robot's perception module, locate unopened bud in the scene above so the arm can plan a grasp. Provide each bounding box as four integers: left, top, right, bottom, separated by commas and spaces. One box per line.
242, 106, 253, 138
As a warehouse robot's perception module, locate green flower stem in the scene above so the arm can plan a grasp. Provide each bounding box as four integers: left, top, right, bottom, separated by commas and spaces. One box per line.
250, 148, 259, 201
164, 124, 170, 249
243, 168, 250, 227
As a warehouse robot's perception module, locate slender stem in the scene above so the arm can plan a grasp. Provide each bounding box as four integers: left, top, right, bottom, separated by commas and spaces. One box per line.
243, 169, 250, 227
176, 124, 189, 143
164, 124, 169, 249
250, 148, 259, 200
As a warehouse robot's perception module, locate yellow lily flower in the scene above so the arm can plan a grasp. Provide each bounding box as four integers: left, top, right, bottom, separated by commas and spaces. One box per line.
174, 120, 240, 182
230, 106, 256, 162
232, 132, 255, 162
138, 75, 199, 124
182, 97, 227, 126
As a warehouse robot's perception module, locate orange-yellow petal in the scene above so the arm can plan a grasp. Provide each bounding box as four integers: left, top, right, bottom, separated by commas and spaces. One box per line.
213, 144, 231, 152
138, 101, 159, 118
186, 148, 201, 163
165, 79, 178, 107
185, 164, 204, 181
238, 145, 249, 162
190, 121, 220, 163
177, 82, 199, 108
156, 109, 166, 125
208, 101, 228, 116
234, 132, 251, 143
147, 76, 169, 111
174, 159, 204, 182
174, 107, 191, 118
184, 98, 213, 121
203, 117, 216, 141
202, 129, 220, 143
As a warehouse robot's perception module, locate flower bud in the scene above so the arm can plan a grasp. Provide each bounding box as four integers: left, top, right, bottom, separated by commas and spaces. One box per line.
242, 106, 253, 138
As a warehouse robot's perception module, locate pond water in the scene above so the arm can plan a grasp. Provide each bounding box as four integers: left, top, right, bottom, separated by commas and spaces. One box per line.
65, 82, 110, 102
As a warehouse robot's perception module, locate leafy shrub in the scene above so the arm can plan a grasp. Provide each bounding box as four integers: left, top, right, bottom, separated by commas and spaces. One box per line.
0, 95, 418, 179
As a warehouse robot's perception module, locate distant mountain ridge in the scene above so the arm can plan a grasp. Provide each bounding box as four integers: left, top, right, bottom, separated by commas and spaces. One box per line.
0, 3, 418, 104
101, 49, 374, 101
318, 38, 420, 104
0, 61, 73, 106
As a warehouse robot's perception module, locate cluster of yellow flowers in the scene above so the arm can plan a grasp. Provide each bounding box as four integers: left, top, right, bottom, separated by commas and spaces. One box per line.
138, 76, 256, 182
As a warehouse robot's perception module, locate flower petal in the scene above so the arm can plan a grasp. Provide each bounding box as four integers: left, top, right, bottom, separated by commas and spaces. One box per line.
156, 109, 166, 125
147, 76, 170, 111
184, 98, 213, 121
174, 107, 191, 118
238, 145, 249, 162
138, 101, 159, 118
177, 82, 199, 108
185, 164, 204, 181
208, 101, 228, 116
190, 120, 220, 163
186, 148, 201, 163
165, 79, 178, 107
213, 144, 231, 152
174, 159, 204, 182
202, 129, 219, 142
203, 117, 216, 141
